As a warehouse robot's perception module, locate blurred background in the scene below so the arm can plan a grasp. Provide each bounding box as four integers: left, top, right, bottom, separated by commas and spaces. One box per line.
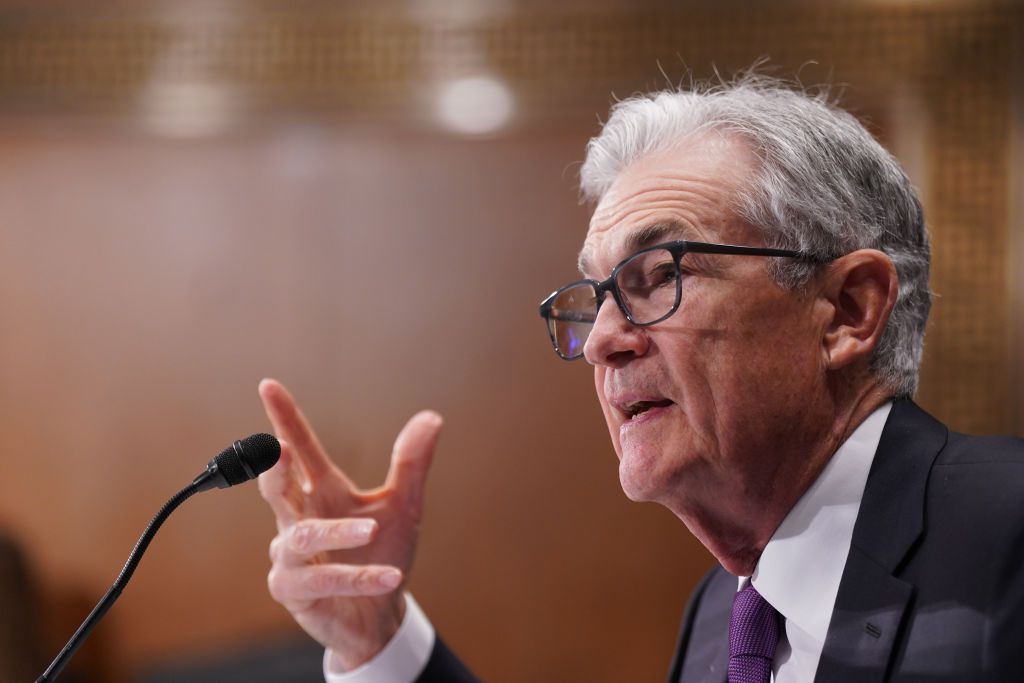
0, 0, 1021, 681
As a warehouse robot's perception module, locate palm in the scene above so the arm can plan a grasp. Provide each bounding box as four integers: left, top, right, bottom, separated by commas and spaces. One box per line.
292, 473, 419, 644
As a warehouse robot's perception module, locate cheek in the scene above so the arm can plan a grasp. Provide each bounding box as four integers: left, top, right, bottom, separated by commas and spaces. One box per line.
651, 321, 719, 405
748, 304, 824, 380
700, 301, 824, 429
656, 292, 807, 419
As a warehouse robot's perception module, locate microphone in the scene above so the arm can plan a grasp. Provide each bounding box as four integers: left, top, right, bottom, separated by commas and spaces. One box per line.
37, 433, 280, 683
193, 433, 282, 492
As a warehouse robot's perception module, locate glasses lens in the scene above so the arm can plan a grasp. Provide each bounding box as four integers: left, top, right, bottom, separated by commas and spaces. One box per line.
615, 247, 681, 324
546, 282, 597, 359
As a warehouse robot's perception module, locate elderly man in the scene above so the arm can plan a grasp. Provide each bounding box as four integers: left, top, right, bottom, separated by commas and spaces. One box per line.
257, 75, 1024, 682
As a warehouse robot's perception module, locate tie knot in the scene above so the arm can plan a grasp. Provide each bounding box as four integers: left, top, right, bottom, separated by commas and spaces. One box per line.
728, 583, 781, 683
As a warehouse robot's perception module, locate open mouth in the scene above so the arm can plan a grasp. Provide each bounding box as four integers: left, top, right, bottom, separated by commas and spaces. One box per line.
625, 399, 674, 419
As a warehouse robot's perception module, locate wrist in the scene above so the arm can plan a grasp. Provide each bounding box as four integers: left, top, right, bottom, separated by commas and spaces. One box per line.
327, 595, 407, 672
323, 594, 435, 682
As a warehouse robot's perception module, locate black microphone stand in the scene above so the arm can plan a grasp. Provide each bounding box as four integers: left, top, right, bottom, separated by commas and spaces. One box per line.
36, 482, 201, 683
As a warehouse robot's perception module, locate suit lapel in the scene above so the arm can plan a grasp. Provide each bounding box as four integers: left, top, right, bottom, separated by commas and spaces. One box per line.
691, 577, 730, 683
672, 567, 732, 683
814, 400, 947, 682
695, 609, 729, 683
813, 547, 915, 682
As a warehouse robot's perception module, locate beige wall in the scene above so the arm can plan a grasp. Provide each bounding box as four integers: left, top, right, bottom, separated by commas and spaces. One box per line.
0, 2, 1020, 681
0, 123, 707, 680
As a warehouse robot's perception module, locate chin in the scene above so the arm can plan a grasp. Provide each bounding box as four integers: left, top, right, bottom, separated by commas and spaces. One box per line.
618, 455, 664, 503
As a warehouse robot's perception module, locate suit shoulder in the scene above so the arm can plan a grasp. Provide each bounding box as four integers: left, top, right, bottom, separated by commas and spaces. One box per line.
938, 430, 1024, 467
927, 430, 1024, 538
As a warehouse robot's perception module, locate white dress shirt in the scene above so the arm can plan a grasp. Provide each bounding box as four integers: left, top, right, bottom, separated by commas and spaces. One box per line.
325, 401, 892, 683
746, 400, 891, 682
324, 593, 435, 682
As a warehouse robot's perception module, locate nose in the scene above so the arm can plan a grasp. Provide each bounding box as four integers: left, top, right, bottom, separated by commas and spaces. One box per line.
582, 294, 649, 367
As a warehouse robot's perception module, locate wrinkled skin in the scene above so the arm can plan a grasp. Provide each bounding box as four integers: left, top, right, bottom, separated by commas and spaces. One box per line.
579, 133, 896, 573
258, 378, 442, 671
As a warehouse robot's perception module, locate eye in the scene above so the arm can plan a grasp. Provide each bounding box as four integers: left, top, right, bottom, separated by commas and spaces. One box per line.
649, 261, 679, 287
617, 250, 682, 296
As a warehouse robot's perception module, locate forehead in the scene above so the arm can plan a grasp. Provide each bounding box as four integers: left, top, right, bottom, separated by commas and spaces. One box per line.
578, 133, 756, 276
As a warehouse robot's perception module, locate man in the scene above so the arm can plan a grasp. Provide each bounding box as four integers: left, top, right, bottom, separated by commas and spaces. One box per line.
256, 74, 1024, 682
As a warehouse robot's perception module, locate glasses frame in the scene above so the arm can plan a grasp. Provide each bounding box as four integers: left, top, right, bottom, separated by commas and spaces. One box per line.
538, 240, 812, 360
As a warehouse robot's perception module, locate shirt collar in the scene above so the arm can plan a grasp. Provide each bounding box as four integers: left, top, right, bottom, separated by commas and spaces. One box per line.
749, 401, 892, 643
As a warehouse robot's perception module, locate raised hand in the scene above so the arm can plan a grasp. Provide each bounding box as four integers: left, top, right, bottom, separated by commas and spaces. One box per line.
256, 378, 442, 671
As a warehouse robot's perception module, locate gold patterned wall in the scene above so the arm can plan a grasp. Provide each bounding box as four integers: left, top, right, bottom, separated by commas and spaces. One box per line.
3, 0, 1017, 432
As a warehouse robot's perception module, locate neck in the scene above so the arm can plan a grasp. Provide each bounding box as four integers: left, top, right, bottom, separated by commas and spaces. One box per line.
672, 381, 893, 576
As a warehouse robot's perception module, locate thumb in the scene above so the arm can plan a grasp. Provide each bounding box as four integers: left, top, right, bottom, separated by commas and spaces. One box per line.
384, 410, 443, 516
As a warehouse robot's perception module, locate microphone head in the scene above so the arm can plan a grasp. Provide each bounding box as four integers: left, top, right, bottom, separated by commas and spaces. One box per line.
213, 433, 281, 487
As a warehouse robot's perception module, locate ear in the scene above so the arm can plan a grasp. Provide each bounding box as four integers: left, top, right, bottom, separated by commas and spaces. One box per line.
820, 249, 899, 371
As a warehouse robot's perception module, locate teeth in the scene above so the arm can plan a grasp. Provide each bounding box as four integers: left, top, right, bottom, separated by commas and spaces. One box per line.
626, 399, 672, 418
628, 401, 652, 417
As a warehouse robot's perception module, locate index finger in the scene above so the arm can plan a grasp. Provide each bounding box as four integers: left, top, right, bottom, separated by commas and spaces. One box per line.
257, 439, 302, 531
259, 378, 341, 483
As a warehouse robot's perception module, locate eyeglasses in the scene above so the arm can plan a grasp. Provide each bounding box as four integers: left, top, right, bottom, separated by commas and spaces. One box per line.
538, 240, 813, 360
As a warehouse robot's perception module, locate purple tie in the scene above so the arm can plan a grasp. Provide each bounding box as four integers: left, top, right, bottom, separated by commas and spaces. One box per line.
728, 583, 781, 683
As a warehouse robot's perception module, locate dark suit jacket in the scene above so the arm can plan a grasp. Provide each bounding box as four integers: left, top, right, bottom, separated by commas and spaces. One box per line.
669, 399, 1024, 682
421, 400, 1024, 682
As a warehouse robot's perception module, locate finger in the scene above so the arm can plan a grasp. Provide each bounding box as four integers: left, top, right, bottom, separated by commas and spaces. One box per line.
270, 518, 379, 565
383, 411, 443, 517
259, 378, 343, 483
258, 440, 303, 530
268, 564, 403, 604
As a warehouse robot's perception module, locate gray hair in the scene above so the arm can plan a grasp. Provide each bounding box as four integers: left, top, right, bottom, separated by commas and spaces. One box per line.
579, 74, 931, 397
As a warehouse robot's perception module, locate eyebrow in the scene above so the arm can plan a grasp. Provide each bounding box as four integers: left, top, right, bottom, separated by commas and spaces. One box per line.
577, 221, 693, 276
